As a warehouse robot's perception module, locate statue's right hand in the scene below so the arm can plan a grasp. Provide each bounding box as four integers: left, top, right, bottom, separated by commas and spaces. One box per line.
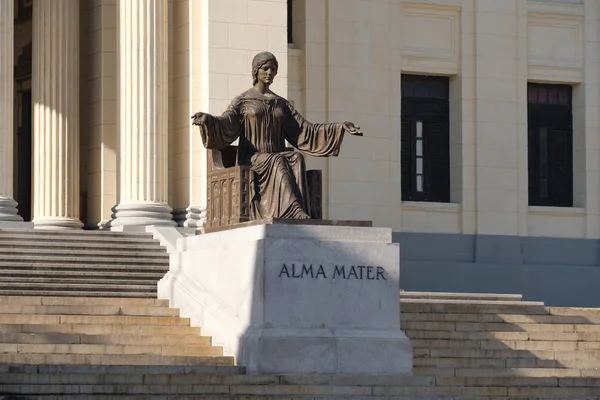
191, 112, 208, 126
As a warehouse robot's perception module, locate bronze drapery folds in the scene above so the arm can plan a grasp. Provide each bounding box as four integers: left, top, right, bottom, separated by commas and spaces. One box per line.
192, 52, 362, 221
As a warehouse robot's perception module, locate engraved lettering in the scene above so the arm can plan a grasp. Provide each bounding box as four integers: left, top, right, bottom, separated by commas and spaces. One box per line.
348, 266, 359, 279
367, 266, 375, 280
357, 265, 366, 279
279, 264, 290, 278
316, 265, 327, 278
301, 264, 314, 278
333, 265, 346, 279
292, 263, 302, 278
376, 267, 387, 281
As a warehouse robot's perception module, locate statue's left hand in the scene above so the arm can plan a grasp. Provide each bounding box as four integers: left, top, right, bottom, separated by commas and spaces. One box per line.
343, 121, 363, 136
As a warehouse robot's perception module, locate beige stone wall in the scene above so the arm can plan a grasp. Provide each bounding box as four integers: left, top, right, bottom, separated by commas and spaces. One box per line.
288, 0, 600, 239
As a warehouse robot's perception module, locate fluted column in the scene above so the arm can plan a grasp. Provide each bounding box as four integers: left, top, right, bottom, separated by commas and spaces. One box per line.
112, 0, 176, 228
32, 0, 82, 230
0, 0, 23, 224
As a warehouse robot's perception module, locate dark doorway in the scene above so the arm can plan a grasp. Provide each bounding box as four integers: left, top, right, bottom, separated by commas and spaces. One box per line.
14, 90, 32, 222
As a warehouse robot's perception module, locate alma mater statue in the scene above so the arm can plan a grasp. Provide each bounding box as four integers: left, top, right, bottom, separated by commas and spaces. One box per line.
191, 51, 362, 220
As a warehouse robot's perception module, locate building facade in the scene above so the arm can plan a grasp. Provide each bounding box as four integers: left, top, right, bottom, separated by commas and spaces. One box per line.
1, 0, 599, 305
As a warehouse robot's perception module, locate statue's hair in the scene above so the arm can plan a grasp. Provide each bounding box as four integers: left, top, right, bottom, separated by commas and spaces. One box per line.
252, 51, 278, 85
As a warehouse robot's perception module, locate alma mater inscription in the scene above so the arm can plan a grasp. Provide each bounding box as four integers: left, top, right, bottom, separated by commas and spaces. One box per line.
278, 264, 387, 281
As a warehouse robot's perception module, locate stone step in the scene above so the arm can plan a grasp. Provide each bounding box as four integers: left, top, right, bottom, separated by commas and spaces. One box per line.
0, 322, 201, 336
549, 306, 600, 317
419, 348, 600, 360
0, 304, 180, 316
6, 370, 596, 387
2, 382, 599, 398
0, 276, 162, 286
414, 366, 600, 378
0, 254, 169, 265
400, 291, 524, 302
402, 312, 600, 324
0, 289, 159, 298
0, 269, 167, 279
413, 357, 559, 369
0, 261, 169, 272
401, 302, 549, 315
0, 239, 164, 250
416, 356, 600, 370
0, 248, 169, 258
0, 313, 191, 326
0, 363, 245, 375
0, 282, 159, 293
411, 338, 600, 351
0, 342, 223, 357
0, 296, 169, 306
0, 332, 211, 346
401, 298, 544, 306
401, 320, 600, 333
404, 329, 600, 342
0, 228, 154, 239
0, 353, 234, 366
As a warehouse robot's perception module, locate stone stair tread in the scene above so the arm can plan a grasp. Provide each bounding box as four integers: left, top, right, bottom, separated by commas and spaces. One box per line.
0, 254, 169, 264
0, 290, 158, 298
0, 322, 201, 335
0, 276, 163, 285
0, 342, 223, 356
0, 304, 180, 316
401, 320, 600, 333
411, 338, 600, 351
0, 363, 245, 375
0, 313, 191, 326
3, 382, 600, 398
402, 299, 545, 306
0, 239, 164, 249
0, 248, 169, 257
0, 295, 169, 306
0, 261, 169, 271
403, 329, 600, 341
0, 229, 155, 238
402, 311, 600, 324
0, 352, 235, 366
0, 269, 167, 278
0, 332, 211, 345
400, 291, 524, 302
0, 282, 158, 290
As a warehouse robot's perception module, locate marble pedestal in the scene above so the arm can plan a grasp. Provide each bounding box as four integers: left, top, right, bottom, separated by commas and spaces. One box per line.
158, 221, 412, 375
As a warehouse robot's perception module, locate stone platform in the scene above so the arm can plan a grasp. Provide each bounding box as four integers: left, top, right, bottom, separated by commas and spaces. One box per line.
158, 221, 412, 375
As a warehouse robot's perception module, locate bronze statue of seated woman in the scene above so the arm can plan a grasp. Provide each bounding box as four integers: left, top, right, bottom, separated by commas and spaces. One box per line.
192, 51, 362, 221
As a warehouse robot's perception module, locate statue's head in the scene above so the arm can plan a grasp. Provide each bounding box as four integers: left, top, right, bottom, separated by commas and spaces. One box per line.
252, 51, 279, 85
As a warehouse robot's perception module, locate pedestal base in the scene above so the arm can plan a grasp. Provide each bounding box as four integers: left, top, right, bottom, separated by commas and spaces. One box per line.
159, 222, 412, 376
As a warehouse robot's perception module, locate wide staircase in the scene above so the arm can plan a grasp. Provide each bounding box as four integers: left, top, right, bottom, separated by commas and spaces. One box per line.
0, 230, 599, 399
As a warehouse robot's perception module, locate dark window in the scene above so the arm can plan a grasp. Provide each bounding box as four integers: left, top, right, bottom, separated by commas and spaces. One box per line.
528, 83, 573, 207
287, 0, 293, 44
401, 75, 450, 202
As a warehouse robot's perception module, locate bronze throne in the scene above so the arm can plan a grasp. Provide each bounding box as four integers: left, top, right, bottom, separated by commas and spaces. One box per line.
206, 145, 323, 230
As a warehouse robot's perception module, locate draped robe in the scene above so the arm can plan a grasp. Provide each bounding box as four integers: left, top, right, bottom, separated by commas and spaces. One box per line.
199, 89, 345, 220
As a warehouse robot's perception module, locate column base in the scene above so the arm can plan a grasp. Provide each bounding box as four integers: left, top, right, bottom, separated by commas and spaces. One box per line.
173, 205, 206, 228
111, 202, 177, 230
33, 217, 84, 230
0, 197, 24, 222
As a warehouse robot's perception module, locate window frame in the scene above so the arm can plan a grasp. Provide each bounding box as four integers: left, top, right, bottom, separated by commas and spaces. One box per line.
401, 75, 451, 203
527, 83, 574, 208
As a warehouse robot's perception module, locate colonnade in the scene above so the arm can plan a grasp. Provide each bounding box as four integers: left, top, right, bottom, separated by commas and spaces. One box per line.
0, 0, 175, 229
